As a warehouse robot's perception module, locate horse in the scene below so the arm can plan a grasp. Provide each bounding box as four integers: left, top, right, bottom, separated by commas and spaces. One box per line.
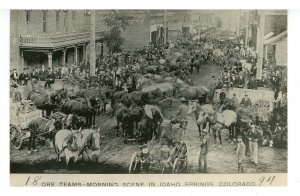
138, 106, 164, 144
115, 103, 133, 137
187, 101, 215, 136
54, 128, 84, 166
197, 106, 238, 146
50, 112, 84, 130
60, 97, 96, 128
27, 91, 54, 117
111, 91, 132, 116
27, 117, 62, 152
80, 127, 101, 162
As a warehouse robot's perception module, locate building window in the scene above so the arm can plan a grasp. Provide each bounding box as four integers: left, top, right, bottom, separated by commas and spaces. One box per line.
56, 11, 60, 32
72, 10, 76, 30
42, 10, 47, 33
25, 10, 31, 23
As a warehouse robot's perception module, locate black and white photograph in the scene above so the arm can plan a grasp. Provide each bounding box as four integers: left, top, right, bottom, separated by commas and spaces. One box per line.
9, 9, 288, 179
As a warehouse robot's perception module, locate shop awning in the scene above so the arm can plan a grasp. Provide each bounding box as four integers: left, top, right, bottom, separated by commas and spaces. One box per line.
264, 30, 287, 45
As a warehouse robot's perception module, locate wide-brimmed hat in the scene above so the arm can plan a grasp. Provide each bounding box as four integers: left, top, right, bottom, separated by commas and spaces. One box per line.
237, 135, 243, 139
161, 140, 169, 145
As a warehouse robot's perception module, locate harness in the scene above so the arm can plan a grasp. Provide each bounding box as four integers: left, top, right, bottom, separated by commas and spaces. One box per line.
34, 119, 55, 137
85, 132, 100, 151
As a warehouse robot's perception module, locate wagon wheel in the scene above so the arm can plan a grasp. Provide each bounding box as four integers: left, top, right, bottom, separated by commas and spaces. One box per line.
253, 99, 271, 111
172, 142, 188, 173
10, 124, 23, 150
280, 126, 288, 141
128, 152, 139, 174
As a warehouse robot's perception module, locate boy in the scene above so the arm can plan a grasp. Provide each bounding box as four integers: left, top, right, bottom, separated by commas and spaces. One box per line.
158, 140, 172, 171
236, 135, 246, 173
199, 128, 210, 172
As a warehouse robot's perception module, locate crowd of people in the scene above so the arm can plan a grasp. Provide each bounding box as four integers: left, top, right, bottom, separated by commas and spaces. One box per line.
10, 29, 287, 173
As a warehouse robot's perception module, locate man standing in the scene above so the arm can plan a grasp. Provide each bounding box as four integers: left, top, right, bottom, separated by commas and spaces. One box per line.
199, 128, 210, 173
240, 94, 252, 108
208, 76, 218, 98
10, 69, 19, 83
247, 124, 260, 165
39, 64, 48, 81
44, 68, 55, 89
236, 135, 246, 173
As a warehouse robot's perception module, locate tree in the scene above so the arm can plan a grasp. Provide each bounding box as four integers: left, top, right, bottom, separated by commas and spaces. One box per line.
103, 11, 133, 54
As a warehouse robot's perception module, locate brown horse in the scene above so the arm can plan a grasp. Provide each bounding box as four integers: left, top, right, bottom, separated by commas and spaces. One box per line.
60, 97, 96, 128
28, 91, 60, 117
27, 117, 62, 152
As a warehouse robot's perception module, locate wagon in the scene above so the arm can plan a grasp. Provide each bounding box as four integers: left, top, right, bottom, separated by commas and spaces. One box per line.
128, 120, 189, 174
10, 99, 43, 150
128, 142, 188, 174
214, 87, 274, 123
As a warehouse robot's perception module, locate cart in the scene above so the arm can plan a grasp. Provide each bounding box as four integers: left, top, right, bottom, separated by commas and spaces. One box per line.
10, 100, 43, 150
128, 120, 189, 174
214, 88, 274, 123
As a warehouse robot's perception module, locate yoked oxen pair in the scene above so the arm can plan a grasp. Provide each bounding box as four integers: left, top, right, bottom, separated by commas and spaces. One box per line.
54, 127, 101, 166
188, 101, 237, 146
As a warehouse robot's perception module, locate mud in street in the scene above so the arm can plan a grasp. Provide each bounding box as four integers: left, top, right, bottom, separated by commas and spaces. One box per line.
10, 64, 287, 174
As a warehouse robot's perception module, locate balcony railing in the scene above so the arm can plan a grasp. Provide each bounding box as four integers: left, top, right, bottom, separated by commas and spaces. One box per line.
20, 31, 104, 48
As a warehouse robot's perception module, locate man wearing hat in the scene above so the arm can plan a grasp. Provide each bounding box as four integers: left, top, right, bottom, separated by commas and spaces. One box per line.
247, 74, 257, 90
39, 64, 48, 81
44, 68, 55, 89
208, 76, 218, 97
236, 135, 246, 173
198, 128, 210, 173
240, 94, 252, 108
247, 123, 260, 165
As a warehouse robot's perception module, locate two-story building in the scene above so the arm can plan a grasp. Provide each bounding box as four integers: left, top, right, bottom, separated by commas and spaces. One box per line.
10, 10, 104, 72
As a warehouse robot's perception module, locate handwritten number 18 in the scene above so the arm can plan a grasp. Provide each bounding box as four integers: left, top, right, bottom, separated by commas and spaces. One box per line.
25, 176, 42, 186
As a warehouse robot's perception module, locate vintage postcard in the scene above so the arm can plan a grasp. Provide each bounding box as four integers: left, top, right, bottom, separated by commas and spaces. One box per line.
9, 9, 287, 187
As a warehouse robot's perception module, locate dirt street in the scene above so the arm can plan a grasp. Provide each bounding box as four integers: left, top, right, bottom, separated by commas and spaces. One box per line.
10, 64, 287, 174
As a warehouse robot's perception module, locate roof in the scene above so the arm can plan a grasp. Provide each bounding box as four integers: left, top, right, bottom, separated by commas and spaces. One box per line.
264, 30, 287, 45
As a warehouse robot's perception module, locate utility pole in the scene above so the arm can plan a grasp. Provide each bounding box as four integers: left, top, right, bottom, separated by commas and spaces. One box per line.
90, 10, 96, 77
236, 10, 240, 36
256, 11, 265, 80
164, 10, 167, 45
245, 11, 249, 48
